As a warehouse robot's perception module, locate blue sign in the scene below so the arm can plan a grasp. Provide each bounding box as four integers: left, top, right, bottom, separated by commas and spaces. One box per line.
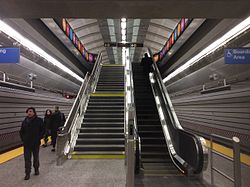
0, 48, 20, 63
225, 48, 250, 64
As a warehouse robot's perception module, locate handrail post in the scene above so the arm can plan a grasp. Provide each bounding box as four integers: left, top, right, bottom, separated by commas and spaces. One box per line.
210, 134, 241, 187
126, 106, 135, 187
3, 72, 6, 82
210, 136, 214, 185
233, 137, 241, 187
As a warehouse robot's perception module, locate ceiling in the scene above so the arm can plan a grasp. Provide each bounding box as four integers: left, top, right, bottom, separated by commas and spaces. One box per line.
0, 0, 249, 18
47, 18, 179, 64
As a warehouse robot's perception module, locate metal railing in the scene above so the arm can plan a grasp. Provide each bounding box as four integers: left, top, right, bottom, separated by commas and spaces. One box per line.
210, 134, 241, 187
124, 54, 140, 187
56, 52, 103, 165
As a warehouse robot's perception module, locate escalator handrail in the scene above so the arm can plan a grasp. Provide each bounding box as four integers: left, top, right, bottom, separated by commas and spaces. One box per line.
148, 48, 208, 175
130, 62, 142, 171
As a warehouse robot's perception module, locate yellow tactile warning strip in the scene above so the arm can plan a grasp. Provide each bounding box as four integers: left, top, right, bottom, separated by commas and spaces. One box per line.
91, 92, 125, 97
205, 139, 250, 166
0, 137, 51, 164
71, 153, 125, 159
102, 64, 124, 67
0, 147, 24, 164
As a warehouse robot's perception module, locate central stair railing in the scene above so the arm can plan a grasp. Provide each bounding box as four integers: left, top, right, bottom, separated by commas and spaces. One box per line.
56, 52, 102, 165
125, 55, 141, 187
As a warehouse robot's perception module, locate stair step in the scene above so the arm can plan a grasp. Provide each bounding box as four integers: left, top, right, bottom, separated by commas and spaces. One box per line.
89, 98, 124, 101
76, 138, 124, 145
82, 122, 124, 127
86, 110, 123, 114
84, 113, 124, 118
79, 127, 123, 133
72, 151, 124, 155
78, 133, 124, 138
88, 102, 123, 105
83, 118, 123, 122
87, 106, 124, 109
74, 144, 124, 151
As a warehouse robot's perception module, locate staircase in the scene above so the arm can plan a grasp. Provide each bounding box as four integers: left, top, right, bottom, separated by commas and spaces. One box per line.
72, 65, 125, 159
132, 63, 180, 177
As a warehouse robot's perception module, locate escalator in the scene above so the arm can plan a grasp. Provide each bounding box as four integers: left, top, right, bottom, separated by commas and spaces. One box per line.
133, 63, 180, 177
132, 59, 208, 177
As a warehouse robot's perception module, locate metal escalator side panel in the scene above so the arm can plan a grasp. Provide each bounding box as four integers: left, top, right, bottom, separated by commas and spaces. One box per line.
149, 71, 208, 175
149, 73, 188, 175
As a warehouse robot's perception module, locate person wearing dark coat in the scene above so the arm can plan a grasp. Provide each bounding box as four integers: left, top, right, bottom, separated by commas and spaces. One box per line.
42, 109, 52, 147
50, 106, 66, 152
140, 53, 153, 75
19, 107, 45, 180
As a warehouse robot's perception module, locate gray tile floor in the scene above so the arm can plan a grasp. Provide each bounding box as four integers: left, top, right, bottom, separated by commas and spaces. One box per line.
0, 146, 126, 187
0, 146, 249, 187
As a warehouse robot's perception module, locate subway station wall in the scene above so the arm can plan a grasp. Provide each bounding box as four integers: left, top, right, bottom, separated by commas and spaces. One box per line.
0, 87, 74, 153
168, 83, 250, 153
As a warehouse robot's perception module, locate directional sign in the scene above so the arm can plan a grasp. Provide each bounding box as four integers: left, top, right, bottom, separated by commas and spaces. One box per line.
225, 48, 250, 64
0, 48, 20, 63
104, 42, 143, 48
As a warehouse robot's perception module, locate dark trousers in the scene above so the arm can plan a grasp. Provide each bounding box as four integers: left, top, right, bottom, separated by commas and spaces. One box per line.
24, 145, 40, 174
51, 130, 57, 148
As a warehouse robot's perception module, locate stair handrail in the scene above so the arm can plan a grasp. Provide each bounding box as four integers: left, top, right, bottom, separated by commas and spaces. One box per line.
56, 52, 103, 165
148, 48, 208, 176
124, 56, 141, 173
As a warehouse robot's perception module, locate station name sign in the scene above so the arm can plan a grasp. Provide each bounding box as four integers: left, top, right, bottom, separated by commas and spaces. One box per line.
225, 48, 250, 64
0, 48, 20, 63
104, 42, 143, 48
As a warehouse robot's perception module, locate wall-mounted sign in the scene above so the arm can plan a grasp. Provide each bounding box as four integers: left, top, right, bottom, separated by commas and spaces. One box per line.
225, 48, 250, 64
153, 18, 193, 63
0, 48, 20, 63
104, 42, 143, 48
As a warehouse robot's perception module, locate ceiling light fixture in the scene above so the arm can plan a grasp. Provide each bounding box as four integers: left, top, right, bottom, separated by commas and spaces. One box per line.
121, 22, 126, 30
0, 20, 84, 82
122, 35, 126, 41
121, 29, 126, 35
163, 16, 250, 83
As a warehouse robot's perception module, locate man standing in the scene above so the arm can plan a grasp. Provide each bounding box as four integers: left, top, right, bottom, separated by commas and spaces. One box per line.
50, 106, 66, 152
19, 107, 45, 180
140, 53, 153, 75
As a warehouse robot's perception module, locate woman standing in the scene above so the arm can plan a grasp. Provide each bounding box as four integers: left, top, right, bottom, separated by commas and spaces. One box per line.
43, 109, 52, 147
19, 107, 45, 180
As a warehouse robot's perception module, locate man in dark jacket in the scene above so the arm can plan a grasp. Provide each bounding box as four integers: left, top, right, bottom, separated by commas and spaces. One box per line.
19, 107, 45, 180
50, 106, 66, 152
140, 53, 153, 75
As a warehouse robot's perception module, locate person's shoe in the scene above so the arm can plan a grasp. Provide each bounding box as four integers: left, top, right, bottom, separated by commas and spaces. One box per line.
24, 174, 30, 180
42, 144, 47, 147
34, 170, 39, 176
51, 148, 55, 152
